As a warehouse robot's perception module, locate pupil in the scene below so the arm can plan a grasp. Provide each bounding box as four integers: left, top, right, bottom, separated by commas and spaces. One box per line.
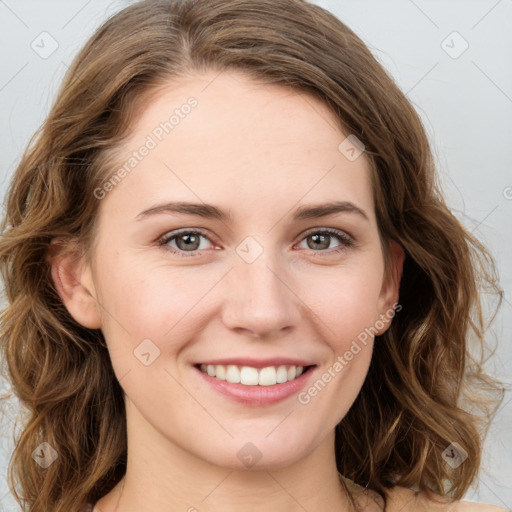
179, 234, 198, 250
311, 234, 329, 250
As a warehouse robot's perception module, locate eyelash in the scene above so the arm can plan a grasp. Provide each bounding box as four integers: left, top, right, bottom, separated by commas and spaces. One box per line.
157, 228, 354, 258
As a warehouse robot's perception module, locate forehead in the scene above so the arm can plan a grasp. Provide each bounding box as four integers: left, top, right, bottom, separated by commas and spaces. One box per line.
99, 70, 374, 224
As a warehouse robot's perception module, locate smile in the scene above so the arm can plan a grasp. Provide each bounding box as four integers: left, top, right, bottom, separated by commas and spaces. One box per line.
198, 364, 307, 386
193, 361, 317, 406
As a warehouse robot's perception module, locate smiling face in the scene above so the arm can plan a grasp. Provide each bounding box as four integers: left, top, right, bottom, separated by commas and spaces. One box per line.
54, 70, 403, 472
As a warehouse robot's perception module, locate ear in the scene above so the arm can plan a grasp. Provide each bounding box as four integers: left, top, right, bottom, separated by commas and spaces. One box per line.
375, 241, 405, 335
47, 237, 102, 329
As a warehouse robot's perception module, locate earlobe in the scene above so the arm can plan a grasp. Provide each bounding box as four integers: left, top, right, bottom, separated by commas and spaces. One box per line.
48, 238, 102, 329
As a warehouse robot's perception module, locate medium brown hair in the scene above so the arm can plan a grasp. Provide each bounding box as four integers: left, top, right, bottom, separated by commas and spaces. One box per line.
0, 0, 505, 510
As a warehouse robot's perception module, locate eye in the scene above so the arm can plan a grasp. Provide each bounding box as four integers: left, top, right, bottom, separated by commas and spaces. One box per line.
296, 228, 354, 254
157, 227, 354, 258
157, 229, 213, 257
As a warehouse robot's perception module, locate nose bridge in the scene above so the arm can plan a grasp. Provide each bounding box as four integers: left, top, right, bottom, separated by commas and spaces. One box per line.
235, 236, 289, 302
220, 235, 300, 336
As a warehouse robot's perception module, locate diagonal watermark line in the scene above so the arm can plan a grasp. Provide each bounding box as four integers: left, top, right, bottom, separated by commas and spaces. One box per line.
339, 475, 386, 511
163, 267, 233, 336
0, 399, 18, 431
479, 478, 511, 510
0, 62, 29, 92
265, 409, 295, 438
0, 0, 29, 28
266, 164, 337, 234
200, 68, 225, 93
60, 61, 100, 99
302, 95, 340, 133
469, 205, 499, 234
395, 491, 417, 512
443, 171, 467, 215
117, 368, 132, 383
472, 0, 503, 29
407, 0, 439, 29
405, 62, 439, 96
200, 470, 234, 502
164, 163, 234, 235
266, 471, 311, 512
497, 393, 512, 414
265, 265, 337, 337
61, 0, 92, 29
472, 61, 512, 104
163, 367, 234, 438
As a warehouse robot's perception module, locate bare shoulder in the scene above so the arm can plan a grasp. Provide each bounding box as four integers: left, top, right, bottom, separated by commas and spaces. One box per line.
384, 485, 510, 512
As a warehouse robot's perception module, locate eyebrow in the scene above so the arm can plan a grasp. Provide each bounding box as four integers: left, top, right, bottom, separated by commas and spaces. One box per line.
135, 200, 369, 222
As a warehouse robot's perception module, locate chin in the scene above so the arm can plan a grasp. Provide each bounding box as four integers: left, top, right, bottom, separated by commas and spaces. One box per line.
193, 429, 318, 471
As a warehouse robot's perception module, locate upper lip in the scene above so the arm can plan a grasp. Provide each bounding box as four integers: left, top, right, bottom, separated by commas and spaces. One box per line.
195, 358, 316, 368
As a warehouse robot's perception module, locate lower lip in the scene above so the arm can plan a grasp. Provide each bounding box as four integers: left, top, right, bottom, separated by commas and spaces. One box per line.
194, 365, 316, 406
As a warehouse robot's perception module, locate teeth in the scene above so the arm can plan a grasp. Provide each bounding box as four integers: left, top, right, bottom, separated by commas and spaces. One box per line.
226, 364, 241, 383
276, 366, 288, 383
241, 366, 259, 385
215, 365, 226, 380
259, 366, 276, 386
198, 364, 307, 385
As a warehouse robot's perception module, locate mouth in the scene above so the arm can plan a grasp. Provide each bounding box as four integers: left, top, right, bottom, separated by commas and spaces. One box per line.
195, 363, 315, 386
192, 362, 317, 406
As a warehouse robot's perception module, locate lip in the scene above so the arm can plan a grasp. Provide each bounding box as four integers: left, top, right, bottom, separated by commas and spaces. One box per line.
193, 364, 317, 406
195, 357, 315, 368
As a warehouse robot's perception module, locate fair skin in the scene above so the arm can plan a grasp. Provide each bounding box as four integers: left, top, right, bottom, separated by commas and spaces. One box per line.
52, 70, 406, 512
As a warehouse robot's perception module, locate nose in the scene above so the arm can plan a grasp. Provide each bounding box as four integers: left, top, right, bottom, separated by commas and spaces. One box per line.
220, 246, 302, 339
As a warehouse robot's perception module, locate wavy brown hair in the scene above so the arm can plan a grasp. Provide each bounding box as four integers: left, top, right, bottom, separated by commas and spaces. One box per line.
0, 0, 506, 510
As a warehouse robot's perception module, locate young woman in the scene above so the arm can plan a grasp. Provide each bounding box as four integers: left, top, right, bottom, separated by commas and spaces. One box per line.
0, 1, 507, 511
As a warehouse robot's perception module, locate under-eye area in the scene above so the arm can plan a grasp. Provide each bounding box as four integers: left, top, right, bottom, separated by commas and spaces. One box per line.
156, 227, 355, 258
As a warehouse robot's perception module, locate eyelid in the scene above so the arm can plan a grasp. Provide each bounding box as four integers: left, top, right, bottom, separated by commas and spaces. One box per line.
157, 226, 355, 257
157, 228, 215, 249
298, 226, 354, 243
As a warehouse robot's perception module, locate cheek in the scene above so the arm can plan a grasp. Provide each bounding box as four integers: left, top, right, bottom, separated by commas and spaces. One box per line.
96, 256, 219, 348
297, 267, 381, 419
298, 259, 384, 350
96, 242, 384, 359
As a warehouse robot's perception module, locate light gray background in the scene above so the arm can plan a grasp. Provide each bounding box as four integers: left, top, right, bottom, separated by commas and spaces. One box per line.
0, 0, 511, 510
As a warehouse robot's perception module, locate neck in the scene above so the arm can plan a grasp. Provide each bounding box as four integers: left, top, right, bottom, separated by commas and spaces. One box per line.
95, 406, 357, 512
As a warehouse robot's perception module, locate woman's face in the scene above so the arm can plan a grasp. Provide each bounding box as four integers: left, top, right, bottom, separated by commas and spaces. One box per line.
60, 70, 403, 470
